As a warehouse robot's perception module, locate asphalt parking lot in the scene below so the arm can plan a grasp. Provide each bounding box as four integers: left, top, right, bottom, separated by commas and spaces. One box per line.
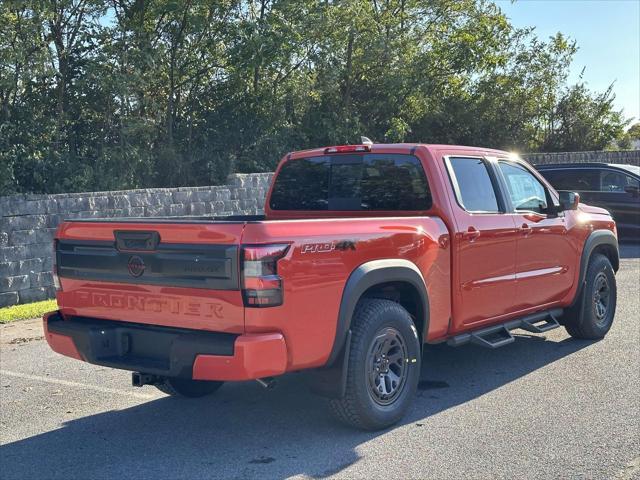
1, 244, 638, 480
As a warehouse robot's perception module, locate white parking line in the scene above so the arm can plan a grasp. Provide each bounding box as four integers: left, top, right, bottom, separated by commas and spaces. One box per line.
0, 369, 156, 400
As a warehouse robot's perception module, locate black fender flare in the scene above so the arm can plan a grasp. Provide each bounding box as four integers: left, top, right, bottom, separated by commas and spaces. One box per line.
326, 258, 430, 366
571, 229, 619, 307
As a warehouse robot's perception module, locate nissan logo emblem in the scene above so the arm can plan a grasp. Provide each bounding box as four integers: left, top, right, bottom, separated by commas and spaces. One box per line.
127, 255, 145, 277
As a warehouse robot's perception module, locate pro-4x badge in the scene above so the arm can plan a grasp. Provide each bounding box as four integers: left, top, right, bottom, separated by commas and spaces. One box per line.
335, 240, 356, 251
301, 240, 356, 254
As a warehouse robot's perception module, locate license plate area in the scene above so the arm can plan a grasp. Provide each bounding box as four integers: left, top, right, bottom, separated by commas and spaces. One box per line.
90, 326, 172, 371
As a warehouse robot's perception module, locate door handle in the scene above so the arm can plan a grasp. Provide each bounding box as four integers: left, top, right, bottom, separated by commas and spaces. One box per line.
462, 226, 481, 241
520, 223, 532, 236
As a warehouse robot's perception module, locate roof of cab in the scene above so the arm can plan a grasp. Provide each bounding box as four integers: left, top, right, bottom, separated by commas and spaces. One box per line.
288, 143, 511, 159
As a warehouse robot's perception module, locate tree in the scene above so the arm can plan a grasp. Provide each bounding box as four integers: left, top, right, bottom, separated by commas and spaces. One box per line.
627, 122, 640, 140
0, 0, 631, 196
617, 122, 640, 149
541, 83, 627, 152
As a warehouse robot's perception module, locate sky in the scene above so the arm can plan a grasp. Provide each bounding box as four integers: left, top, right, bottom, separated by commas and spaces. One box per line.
496, 0, 640, 126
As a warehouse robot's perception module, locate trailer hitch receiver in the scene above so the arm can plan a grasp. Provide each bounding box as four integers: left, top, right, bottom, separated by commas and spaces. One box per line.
132, 372, 163, 387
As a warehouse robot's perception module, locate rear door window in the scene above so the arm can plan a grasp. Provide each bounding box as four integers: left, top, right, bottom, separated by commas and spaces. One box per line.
447, 157, 501, 213
269, 154, 431, 211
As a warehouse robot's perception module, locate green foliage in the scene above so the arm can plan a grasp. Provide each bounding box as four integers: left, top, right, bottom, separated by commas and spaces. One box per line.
616, 122, 640, 149
627, 123, 640, 139
0, 299, 57, 323
0, 0, 630, 195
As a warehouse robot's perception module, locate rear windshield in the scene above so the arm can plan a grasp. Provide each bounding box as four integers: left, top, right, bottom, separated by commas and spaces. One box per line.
269, 154, 432, 211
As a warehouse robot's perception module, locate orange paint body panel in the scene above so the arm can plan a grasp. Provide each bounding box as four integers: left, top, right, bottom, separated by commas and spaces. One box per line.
58, 221, 243, 245
57, 278, 245, 333
56, 221, 245, 333
43, 312, 83, 360
242, 216, 450, 370
192, 333, 287, 381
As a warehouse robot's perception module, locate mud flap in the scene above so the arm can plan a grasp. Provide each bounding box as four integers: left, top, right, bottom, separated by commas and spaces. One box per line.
560, 282, 586, 325
307, 330, 352, 399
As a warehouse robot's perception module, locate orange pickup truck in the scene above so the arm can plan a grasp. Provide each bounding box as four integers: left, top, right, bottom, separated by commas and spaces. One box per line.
44, 143, 619, 429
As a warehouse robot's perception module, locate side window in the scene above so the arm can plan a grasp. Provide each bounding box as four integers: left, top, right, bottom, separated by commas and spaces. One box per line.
600, 170, 639, 192
448, 157, 500, 212
499, 162, 548, 214
539, 169, 599, 191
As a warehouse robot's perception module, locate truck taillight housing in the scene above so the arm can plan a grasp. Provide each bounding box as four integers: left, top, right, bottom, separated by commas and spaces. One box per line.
324, 145, 371, 154
52, 239, 61, 291
241, 244, 290, 307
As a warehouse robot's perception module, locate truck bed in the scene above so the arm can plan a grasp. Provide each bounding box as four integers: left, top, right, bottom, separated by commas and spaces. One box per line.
54, 215, 452, 371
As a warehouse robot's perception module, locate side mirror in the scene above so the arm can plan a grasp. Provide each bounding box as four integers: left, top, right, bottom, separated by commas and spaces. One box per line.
624, 185, 639, 197
558, 191, 580, 211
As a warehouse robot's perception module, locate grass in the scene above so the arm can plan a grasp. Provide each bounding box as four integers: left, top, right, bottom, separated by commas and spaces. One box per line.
0, 299, 57, 324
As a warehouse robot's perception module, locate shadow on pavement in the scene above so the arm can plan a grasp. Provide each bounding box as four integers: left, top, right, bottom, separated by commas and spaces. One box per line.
0, 334, 594, 480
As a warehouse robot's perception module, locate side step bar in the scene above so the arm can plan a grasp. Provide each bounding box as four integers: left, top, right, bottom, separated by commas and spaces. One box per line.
447, 309, 562, 349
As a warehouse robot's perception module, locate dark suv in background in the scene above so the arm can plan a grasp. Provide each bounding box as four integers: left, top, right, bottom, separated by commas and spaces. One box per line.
536, 163, 640, 241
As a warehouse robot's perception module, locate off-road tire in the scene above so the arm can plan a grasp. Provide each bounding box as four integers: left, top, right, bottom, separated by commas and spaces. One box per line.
155, 377, 224, 398
330, 299, 421, 430
563, 253, 617, 339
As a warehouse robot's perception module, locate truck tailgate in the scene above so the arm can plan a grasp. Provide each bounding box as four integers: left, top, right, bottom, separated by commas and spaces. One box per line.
55, 221, 245, 333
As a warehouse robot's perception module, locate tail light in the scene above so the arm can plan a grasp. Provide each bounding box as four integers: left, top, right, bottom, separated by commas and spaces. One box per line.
52, 239, 62, 291
241, 244, 290, 307
324, 145, 371, 154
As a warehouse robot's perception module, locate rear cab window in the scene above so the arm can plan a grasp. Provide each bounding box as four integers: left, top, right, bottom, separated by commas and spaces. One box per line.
269, 154, 432, 211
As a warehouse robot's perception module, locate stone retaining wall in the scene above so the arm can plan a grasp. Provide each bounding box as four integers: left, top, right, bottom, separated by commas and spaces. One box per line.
0, 173, 273, 307
523, 150, 639, 165
1, 149, 638, 308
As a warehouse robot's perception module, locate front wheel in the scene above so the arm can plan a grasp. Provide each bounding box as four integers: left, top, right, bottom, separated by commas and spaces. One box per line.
563, 253, 617, 339
155, 377, 223, 398
330, 299, 421, 430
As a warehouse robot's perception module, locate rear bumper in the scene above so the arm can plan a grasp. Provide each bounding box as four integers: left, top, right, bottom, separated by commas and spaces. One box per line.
43, 311, 287, 381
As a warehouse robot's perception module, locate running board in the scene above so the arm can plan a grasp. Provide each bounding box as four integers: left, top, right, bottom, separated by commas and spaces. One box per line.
470, 325, 514, 349
447, 308, 563, 348
519, 311, 560, 333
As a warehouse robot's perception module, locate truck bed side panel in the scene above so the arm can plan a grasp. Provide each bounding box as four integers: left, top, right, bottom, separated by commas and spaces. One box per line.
242, 216, 451, 371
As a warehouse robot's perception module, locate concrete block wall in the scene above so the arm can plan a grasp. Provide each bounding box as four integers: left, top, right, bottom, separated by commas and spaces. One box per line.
523, 149, 639, 165
1, 149, 637, 308
0, 173, 273, 307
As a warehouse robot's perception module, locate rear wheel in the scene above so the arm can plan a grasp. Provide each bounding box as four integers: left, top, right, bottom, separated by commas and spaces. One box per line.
155, 377, 223, 398
330, 299, 421, 430
563, 253, 617, 339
